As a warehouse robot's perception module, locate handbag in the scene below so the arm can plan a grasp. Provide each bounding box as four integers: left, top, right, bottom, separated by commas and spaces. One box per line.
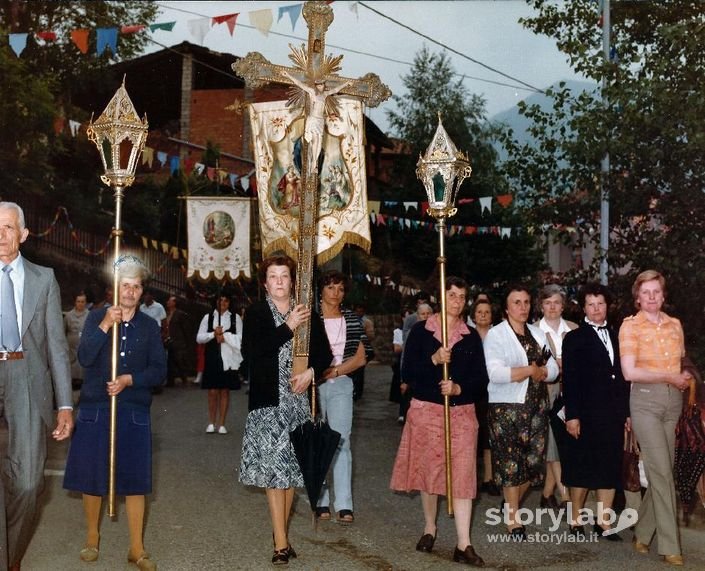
622, 429, 641, 492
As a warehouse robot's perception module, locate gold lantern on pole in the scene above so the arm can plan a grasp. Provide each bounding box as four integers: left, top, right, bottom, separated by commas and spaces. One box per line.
416, 113, 472, 515
87, 77, 148, 518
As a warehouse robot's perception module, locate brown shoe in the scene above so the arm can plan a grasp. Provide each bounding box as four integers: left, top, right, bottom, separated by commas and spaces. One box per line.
453, 545, 485, 567
663, 555, 683, 566
632, 537, 649, 554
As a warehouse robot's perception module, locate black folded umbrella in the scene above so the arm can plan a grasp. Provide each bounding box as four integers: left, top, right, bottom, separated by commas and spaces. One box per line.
289, 386, 341, 511
547, 394, 572, 465
674, 384, 705, 512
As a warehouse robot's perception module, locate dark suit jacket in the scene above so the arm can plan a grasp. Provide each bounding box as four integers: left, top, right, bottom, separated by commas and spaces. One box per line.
562, 321, 630, 443
19, 258, 73, 425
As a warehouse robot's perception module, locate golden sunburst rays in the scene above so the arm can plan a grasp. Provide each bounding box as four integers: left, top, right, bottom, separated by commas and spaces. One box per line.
287, 44, 308, 71
287, 43, 344, 81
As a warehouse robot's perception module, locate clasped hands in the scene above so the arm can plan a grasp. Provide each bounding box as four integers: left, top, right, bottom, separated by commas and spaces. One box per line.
670, 370, 692, 392
529, 362, 548, 383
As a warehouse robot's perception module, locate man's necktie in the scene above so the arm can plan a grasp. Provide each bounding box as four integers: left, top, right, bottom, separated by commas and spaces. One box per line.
1, 266, 20, 351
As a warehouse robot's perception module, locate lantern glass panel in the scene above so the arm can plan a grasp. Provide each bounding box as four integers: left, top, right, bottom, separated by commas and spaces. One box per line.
433, 173, 445, 203
119, 138, 133, 170
102, 139, 113, 170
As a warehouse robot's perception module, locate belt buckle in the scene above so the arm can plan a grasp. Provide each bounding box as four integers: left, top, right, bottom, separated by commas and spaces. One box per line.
0, 351, 21, 361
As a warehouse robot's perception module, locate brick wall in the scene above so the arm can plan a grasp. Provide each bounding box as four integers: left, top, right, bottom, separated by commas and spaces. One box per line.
189, 86, 290, 163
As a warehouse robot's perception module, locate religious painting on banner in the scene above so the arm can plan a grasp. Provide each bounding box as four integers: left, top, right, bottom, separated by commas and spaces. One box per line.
249, 97, 371, 264
186, 197, 251, 280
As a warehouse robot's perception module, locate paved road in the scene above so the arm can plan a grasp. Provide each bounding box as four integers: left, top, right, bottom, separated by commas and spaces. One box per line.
18, 364, 705, 570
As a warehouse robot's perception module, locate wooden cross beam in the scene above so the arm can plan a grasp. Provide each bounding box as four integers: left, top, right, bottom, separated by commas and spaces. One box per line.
233, 1, 390, 373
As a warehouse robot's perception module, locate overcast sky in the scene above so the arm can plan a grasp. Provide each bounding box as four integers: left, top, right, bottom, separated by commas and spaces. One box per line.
152, 1, 586, 134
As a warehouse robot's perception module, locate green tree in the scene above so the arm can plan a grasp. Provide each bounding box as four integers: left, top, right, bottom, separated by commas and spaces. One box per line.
1, 0, 158, 100
381, 47, 544, 290
0, 1, 158, 200
502, 0, 705, 360
0, 46, 56, 194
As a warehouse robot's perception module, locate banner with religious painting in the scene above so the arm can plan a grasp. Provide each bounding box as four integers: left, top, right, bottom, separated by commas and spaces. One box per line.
248, 97, 371, 263
186, 197, 251, 280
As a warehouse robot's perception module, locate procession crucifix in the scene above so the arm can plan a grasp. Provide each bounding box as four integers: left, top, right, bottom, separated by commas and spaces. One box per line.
234, 0, 391, 373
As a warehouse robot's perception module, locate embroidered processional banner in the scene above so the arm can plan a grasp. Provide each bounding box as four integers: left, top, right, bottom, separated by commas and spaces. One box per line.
249, 97, 371, 264
186, 197, 251, 280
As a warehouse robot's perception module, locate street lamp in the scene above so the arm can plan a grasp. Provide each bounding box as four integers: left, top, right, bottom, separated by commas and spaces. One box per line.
416, 113, 472, 515
87, 77, 148, 518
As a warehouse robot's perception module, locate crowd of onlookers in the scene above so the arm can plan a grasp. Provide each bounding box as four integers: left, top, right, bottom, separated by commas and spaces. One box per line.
387, 272, 694, 567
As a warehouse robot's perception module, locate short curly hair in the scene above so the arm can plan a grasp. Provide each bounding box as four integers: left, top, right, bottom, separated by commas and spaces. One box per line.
578, 282, 612, 307
258, 255, 296, 286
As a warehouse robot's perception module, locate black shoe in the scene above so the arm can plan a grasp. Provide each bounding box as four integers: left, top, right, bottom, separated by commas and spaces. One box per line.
593, 524, 623, 541
285, 545, 297, 558
453, 545, 484, 566
416, 533, 436, 553
568, 525, 585, 538
272, 548, 289, 565
509, 526, 527, 541
540, 494, 559, 510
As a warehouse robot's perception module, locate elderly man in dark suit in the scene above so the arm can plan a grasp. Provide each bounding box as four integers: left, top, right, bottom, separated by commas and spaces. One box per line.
0, 201, 73, 571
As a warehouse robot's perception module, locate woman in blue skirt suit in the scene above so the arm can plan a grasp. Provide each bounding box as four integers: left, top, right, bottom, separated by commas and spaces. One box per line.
63, 256, 166, 570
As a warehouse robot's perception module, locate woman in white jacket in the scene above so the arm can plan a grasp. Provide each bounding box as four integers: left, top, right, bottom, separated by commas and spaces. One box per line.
196, 295, 243, 434
483, 285, 558, 540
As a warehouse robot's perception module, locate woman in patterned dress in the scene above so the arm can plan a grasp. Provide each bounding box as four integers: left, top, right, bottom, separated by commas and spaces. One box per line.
239, 255, 332, 565
483, 285, 559, 540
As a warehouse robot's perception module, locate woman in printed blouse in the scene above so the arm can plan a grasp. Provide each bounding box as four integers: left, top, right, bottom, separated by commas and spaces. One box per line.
620, 270, 691, 566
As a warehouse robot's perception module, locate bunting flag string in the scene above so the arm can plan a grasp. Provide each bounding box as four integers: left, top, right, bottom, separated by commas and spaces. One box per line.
1, 2, 309, 58
54, 115, 256, 190
26, 205, 196, 263
27, 206, 112, 256
367, 196, 519, 238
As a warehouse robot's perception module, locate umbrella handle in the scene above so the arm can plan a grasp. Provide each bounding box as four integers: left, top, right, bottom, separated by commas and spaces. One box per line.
688, 378, 697, 408
310, 367, 316, 421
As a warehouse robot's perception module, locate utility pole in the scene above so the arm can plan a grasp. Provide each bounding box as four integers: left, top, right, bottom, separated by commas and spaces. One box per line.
599, 0, 610, 285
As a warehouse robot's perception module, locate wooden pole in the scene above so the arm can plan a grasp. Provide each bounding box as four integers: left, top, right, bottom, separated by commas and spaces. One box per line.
107, 184, 124, 518
436, 216, 453, 515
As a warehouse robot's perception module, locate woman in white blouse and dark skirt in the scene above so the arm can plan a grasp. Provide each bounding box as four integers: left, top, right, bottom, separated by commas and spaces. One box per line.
196, 294, 242, 434
483, 285, 559, 540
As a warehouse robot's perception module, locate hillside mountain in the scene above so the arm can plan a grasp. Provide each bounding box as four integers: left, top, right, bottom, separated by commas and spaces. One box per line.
490, 80, 596, 160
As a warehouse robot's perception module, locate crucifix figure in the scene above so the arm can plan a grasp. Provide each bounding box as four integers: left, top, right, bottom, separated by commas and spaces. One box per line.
234, 1, 391, 373
282, 72, 351, 175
